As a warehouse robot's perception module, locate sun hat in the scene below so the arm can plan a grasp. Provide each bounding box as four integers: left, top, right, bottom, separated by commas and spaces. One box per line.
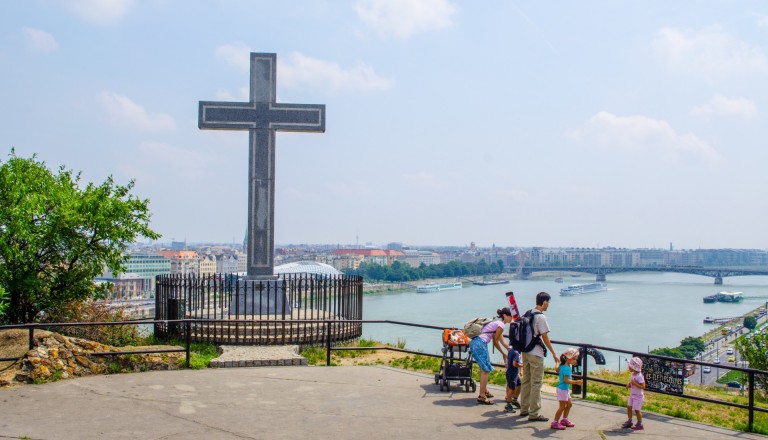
563, 347, 580, 360
627, 357, 643, 371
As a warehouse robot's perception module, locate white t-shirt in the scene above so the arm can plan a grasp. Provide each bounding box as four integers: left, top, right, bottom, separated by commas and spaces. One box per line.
527, 312, 550, 358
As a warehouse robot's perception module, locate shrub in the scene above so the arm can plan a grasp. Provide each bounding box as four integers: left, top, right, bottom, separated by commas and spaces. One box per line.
43, 300, 142, 347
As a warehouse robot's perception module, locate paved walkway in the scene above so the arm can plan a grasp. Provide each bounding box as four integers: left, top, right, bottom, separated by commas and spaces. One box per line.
0, 366, 764, 439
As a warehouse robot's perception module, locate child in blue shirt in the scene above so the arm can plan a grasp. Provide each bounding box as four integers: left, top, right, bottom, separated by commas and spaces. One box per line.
551, 348, 583, 430
504, 347, 523, 412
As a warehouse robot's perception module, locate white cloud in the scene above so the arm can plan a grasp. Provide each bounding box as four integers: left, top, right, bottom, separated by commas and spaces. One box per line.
570, 111, 720, 163
653, 26, 768, 80
117, 141, 209, 185
215, 42, 252, 71
279, 52, 393, 92
757, 14, 768, 28
97, 91, 176, 132
355, 0, 457, 39
691, 95, 757, 119
21, 28, 59, 53
64, 0, 134, 25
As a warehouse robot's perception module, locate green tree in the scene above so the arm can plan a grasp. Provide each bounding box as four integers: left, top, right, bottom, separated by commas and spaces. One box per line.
679, 336, 705, 355
0, 152, 160, 324
735, 332, 768, 396
744, 315, 758, 331
0, 285, 7, 317
649, 347, 684, 359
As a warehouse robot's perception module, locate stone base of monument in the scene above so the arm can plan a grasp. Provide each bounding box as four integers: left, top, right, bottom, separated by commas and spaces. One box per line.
229, 279, 292, 316
186, 309, 362, 345
209, 345, 307, 368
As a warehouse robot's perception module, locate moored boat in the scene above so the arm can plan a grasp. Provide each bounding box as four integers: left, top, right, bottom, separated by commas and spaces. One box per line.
416, 282, 463, 293
473, 280, 510, 286
559, 282, 608, 296
703, 295, 718, 303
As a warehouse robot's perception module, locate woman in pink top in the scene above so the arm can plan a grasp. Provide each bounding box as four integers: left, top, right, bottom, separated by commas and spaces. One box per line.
469, 307, 514, 404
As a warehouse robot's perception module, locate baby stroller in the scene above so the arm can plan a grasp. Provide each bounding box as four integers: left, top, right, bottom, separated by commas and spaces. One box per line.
434, 329, 476, 392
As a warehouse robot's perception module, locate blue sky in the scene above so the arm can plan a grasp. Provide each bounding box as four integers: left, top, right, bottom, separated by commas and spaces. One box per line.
2, 1, 768, 249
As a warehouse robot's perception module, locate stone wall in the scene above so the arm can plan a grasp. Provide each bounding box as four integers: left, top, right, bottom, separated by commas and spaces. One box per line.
5, 330, 184, 386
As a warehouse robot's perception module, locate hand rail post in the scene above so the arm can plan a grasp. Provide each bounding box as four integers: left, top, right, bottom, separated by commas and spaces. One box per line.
748, 370, 755, 432
185, 320, 191, 369
581, 345, 588, 399
28, 325, 35, 350
326, 321, 332, 366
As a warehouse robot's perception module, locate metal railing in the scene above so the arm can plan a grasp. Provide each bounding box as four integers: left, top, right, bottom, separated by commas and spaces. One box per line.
1, 318, 765, 432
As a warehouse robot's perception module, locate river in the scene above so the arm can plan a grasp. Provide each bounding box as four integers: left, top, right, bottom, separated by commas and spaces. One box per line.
361, 272, 768, 370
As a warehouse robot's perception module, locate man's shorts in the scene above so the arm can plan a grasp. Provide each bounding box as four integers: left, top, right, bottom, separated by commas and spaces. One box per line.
628, 395, 644, 411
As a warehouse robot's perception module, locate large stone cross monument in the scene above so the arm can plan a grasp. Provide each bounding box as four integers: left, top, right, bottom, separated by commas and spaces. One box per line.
198, 52, 325, 279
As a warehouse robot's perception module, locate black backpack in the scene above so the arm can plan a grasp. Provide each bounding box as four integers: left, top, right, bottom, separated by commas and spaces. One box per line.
508, 309, 544, 354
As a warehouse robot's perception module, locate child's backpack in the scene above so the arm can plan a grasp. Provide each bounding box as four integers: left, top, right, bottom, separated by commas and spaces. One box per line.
463, 317, 495, 339
508, 309, 544, 353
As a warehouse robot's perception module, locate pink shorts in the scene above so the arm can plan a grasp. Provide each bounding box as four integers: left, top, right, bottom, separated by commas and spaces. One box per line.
628, 395, 644, 411
556, 388, 570, 401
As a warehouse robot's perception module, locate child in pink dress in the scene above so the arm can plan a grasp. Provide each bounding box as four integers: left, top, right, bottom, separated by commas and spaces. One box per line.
622, 357, 646, 430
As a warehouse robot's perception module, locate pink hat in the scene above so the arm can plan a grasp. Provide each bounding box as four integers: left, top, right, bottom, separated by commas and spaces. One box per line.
563, 348, 580, 360
627, 357, 643, 371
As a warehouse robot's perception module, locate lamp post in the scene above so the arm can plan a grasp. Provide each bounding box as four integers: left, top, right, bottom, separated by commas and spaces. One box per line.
700, 354, 703, 385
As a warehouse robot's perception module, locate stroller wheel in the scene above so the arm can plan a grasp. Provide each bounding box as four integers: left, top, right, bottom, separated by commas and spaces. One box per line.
471, 381, 477, 392
434, 374, 439, 385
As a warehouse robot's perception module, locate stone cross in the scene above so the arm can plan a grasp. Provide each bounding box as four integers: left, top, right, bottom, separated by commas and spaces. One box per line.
199, 53, 325, 278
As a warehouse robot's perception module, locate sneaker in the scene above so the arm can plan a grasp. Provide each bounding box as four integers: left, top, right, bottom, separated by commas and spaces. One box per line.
550, 421, 565, 430
621, 420, 633, 429
510, 398, 521, 409
504, 402, 516, 413
560, 419, 575, 428
631, 423, 644, 430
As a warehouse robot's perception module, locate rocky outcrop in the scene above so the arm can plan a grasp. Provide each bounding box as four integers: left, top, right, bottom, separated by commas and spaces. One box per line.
2, 330, 183, 386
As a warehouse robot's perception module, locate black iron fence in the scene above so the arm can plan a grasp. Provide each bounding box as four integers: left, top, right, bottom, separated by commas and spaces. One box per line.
2, 317, 766, 432
154, 273, 364, 345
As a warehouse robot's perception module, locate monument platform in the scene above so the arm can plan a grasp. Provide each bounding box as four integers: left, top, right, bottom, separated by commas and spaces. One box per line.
209, 345, 307, 367
0, 366, 762, 439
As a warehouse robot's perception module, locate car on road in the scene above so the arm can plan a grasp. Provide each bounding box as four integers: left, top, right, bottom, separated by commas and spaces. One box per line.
703, 366, 711, 373
728, 355, 736, 362
726, 348, 734, 355
713, 358, 721, 364
727, 381, 742, 389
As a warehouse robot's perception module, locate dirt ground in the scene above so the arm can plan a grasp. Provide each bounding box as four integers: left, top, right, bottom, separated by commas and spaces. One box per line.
0, 329, 30, 386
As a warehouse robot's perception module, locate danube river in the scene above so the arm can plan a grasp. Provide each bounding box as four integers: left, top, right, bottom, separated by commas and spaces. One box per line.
361, 272, 768, 370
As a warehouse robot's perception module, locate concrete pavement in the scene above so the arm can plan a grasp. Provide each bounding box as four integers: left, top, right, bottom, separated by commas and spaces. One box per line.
0, 366, 764, 439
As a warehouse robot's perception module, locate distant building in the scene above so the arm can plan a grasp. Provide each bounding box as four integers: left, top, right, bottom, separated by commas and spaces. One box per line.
101, 251, 171, 296
94, 273, 147, 300
332, 249, 404, 266
199, 254, 217, 276
157, 250, 200, 276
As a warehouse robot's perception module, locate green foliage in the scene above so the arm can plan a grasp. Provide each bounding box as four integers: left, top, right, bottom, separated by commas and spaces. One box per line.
343, 259, 504, 282
187, 342, 219, 369
43, 300, 143, 347
390, 354, 441, 372
735, 331, 768, 393
0, 151, 160, 323
744, 315, 758, 331
650, 347, 684, 358
0, 284, 7, 317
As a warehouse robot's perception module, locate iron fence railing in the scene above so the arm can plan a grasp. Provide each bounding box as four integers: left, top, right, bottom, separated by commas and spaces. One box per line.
1, 318, 765, 432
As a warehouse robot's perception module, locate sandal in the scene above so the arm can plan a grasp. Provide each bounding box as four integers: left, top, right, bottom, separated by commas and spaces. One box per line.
485, 392, 494, 398
476, 396, 493, 405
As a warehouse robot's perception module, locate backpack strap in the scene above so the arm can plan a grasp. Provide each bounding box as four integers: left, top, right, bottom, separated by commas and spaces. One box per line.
529, 310, 547, 356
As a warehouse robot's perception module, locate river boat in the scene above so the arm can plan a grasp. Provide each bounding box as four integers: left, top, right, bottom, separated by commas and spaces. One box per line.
703, 295, 718, 304
555, 277, 564, 283
703, 316, 715, 324
472, 280, 510, 286
718, 291, 744, 303
416, 282, 463, 293
559, 282, 608, 296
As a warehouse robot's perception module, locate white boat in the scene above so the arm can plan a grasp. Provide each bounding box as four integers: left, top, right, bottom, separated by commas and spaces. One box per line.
559, 282, 607, 296
416, 282, 463, 293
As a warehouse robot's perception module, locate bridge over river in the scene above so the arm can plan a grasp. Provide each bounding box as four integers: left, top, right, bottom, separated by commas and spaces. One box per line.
519, 266, 768, 284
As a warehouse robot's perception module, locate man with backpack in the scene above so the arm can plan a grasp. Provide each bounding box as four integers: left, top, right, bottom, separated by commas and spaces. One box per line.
518, 291, 559, 422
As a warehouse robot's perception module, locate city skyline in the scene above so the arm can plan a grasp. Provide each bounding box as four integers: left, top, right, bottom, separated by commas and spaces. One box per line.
3, 1, 768, 250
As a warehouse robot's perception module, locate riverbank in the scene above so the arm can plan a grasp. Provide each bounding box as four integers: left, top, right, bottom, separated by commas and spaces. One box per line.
363, 274, 516, 293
